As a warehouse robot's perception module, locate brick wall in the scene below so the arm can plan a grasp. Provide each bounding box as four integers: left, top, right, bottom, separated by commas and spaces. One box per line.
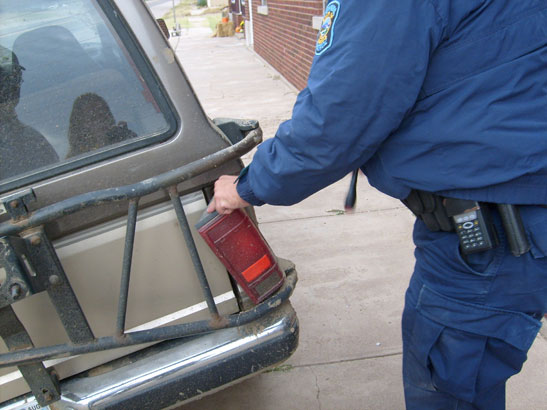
252, 0, 323, 90
230, 0, 247, 28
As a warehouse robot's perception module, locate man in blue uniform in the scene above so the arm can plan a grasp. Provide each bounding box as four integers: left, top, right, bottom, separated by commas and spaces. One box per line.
208, 1, 547, 408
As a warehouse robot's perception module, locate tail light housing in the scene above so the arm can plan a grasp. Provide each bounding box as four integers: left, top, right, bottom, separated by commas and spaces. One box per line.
196, 208, 284, 304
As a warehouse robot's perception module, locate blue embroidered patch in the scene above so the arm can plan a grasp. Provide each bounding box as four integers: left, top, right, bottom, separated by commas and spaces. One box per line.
315, 1, 341, 56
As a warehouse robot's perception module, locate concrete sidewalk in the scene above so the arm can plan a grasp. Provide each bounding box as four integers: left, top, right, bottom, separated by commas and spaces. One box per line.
170, 28, 547, 410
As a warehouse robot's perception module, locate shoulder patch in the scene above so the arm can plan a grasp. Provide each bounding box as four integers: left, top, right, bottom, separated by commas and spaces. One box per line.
315, 1, 341, 56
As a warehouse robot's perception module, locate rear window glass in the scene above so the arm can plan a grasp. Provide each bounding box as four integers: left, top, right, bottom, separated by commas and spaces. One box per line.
0, 0, 173, 189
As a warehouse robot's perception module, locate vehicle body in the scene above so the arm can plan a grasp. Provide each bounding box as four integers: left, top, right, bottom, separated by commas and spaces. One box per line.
0, 1, 298, 408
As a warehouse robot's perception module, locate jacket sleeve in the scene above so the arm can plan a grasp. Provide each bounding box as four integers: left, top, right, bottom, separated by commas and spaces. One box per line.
237, 0, 446, 206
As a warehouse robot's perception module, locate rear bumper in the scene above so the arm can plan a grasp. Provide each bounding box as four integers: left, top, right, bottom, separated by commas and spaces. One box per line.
3, 300, 298, 410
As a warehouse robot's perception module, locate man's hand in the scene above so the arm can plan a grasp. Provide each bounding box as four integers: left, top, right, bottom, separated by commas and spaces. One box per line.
207, 175, 250, 214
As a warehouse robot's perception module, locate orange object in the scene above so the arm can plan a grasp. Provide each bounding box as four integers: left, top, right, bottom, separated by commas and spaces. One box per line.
221, 17, 229, 23
196, 209, 284, 304
242, 255, 272, 282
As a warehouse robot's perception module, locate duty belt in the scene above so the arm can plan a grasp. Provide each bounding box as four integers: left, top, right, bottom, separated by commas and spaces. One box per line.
402, 190, 531, 257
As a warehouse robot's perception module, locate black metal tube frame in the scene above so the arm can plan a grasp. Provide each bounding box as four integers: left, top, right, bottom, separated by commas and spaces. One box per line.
0, 129, 295, 368
116, 198, 139, 336
0, 270, 297, 368
0, 130, 261, 237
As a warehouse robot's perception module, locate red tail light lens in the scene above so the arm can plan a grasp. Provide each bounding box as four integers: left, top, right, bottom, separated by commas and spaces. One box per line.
196, 209, 284, 304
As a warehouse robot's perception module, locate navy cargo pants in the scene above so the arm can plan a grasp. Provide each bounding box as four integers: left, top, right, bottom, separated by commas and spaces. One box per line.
402, 205, 547, 410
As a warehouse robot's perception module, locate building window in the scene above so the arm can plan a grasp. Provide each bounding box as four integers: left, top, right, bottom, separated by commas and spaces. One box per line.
257, 0, 268, 15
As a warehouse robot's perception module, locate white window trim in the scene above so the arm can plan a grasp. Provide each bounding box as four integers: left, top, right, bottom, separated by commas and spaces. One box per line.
312, 15, 323, 30
312, 0, 328, 30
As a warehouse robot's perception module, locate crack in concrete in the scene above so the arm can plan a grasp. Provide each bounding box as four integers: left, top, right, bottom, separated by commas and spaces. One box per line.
310, 367, 322, 410
259, 206, 406, 226
291, 350, 403, 370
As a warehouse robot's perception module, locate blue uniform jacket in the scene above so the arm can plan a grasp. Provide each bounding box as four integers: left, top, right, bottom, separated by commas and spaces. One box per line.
237, 0, 547, 206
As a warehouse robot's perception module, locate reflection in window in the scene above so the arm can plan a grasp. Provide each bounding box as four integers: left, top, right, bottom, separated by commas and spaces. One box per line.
67, 93, 137, 158
0, 0, 171, 183
0, 46, 59, 179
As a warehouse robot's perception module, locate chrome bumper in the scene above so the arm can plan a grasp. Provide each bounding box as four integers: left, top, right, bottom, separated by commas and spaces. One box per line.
2, 301, 298, 410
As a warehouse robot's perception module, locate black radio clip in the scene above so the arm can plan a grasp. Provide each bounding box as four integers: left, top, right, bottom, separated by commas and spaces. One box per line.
444, 199, 530, 256
402, 190, 530, 256
444, 199, 498, 254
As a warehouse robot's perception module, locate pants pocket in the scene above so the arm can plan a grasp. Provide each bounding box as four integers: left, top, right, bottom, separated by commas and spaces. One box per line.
408, 285, 542, 403
428, 325, 487, 401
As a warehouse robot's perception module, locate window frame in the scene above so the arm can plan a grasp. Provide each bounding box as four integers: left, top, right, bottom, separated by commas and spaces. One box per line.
0, 0, 178, 194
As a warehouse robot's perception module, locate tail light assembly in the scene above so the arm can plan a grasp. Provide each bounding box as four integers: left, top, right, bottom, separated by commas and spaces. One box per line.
196, 208, 284, 304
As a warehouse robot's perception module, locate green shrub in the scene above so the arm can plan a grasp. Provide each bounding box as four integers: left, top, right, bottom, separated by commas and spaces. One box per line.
197, 0, 207, 7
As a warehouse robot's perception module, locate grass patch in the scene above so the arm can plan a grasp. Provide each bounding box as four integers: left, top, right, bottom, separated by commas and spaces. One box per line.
206, 14, 221, 31
161, 1, 222, 33
166, 16, 191, 31
265, 364, 294, 373
161, 0, 195, 29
